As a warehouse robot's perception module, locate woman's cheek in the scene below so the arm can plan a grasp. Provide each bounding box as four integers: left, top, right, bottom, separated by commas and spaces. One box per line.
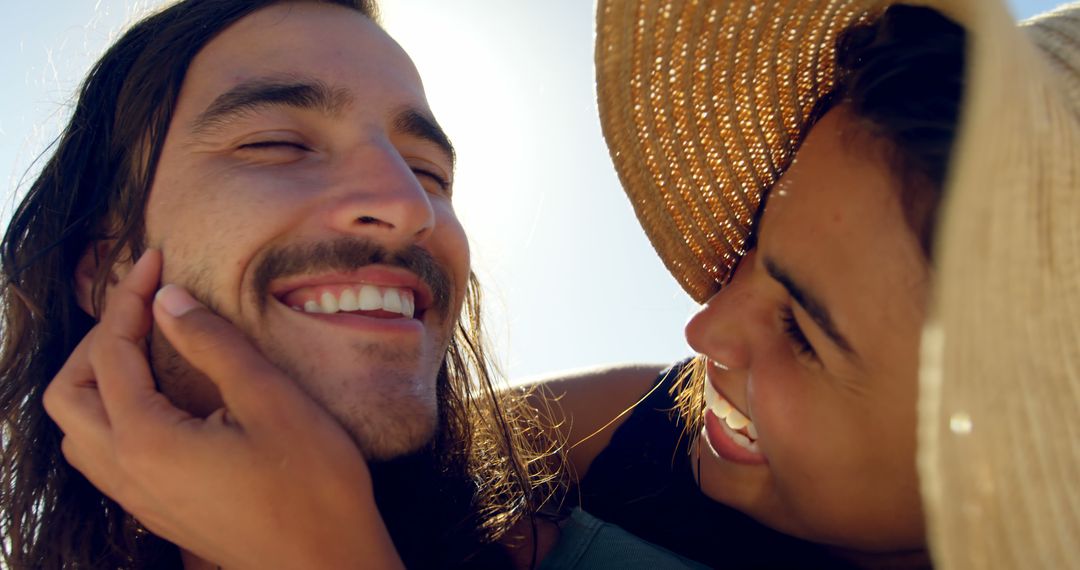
748, 355, 813, 453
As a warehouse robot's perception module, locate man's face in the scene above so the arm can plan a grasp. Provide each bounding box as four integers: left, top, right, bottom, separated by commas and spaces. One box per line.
142, 2, 468, 460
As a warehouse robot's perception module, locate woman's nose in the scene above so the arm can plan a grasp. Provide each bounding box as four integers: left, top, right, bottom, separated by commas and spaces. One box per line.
684, 254, 761, 371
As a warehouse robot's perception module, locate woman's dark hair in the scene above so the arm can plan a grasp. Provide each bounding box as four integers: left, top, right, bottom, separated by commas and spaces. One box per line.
833, 3, 967, 256
0, 1, 564, 568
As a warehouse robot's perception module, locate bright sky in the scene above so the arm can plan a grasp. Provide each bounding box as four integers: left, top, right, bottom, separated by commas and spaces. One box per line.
0, 0, 1065, 381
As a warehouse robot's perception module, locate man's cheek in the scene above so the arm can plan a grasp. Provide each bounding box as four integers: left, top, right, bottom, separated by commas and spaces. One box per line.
148, 326, 224, 417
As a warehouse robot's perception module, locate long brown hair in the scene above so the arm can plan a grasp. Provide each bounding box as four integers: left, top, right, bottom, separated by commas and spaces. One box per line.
0, 1, 561, 568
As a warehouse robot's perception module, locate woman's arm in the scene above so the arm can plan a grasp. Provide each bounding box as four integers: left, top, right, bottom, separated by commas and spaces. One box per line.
519, 363, 667, 481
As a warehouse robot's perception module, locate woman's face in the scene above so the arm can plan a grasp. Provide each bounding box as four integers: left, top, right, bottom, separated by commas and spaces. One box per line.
685, 106, 931, 552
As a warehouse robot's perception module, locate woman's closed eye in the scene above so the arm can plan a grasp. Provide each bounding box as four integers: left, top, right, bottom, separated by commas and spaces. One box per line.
780, 305, 818, 360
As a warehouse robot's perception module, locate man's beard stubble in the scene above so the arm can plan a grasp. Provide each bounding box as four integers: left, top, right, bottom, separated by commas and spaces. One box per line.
147, 237, 457, 461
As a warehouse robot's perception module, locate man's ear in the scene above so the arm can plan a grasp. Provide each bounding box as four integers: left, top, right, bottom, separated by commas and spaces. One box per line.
74, 241, 130, 319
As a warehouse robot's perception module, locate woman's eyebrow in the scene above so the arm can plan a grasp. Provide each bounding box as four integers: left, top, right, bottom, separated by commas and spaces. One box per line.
764, 256, 857, 357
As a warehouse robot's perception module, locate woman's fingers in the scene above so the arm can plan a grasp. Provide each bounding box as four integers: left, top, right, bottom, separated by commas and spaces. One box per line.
97, 249, 160, 341
43, 263, 395, 570
48, 249, 191, 502
43, 330, 109, 433
89, 250, 177, 433
152, 284, 326, 436
43, 330, 117, 493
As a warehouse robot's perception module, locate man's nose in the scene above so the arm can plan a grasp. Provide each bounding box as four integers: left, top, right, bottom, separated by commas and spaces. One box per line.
323, 142, 436, 248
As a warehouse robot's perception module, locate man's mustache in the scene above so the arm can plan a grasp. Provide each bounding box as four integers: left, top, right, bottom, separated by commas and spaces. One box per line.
252, 238, 453, 318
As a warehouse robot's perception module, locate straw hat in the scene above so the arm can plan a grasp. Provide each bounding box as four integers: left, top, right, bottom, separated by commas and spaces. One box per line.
596, 0, 1080, 568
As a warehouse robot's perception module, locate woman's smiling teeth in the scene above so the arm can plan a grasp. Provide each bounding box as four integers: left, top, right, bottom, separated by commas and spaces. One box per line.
285, 284, 416, 318
704, 380, 760, 452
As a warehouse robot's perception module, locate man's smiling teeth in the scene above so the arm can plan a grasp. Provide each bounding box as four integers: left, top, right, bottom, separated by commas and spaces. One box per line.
703, 380, 760, 452
294, 285, 415, 318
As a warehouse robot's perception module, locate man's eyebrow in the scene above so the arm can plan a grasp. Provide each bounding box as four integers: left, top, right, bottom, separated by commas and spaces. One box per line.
764, 257, 857, 356
392, 108, 456, 170
191, 76, 352, 134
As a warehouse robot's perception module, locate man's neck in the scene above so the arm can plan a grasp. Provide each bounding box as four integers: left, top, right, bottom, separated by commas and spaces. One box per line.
371, 450, 505, 568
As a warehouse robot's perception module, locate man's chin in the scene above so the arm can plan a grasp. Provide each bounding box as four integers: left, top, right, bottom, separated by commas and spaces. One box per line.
337, 403, 440, 462
151, 309, 447, 461
356, 434, 438, 463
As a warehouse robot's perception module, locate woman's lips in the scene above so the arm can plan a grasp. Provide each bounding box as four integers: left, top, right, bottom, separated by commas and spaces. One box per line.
702, 410, 768, 466
701, 379, 766, 465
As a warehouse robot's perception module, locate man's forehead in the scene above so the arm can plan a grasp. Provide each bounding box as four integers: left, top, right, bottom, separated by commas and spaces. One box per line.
167, 2, 432, 132
153, 4, 454, 175
185, 2, 421, 99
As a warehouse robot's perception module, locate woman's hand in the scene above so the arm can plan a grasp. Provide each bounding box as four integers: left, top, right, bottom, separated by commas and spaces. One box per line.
43, 250, 404, 570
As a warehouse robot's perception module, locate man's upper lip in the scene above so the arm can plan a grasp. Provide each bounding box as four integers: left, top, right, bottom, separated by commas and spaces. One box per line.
269, 265, 434, 310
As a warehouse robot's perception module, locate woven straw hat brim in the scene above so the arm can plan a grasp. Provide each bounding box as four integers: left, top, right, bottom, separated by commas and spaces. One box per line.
597, 0, 890, 303
918, 3, 1080, 568
596, 0, 1080, 567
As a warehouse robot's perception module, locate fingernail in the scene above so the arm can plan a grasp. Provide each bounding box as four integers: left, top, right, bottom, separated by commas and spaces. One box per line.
155, 284, 200, 317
